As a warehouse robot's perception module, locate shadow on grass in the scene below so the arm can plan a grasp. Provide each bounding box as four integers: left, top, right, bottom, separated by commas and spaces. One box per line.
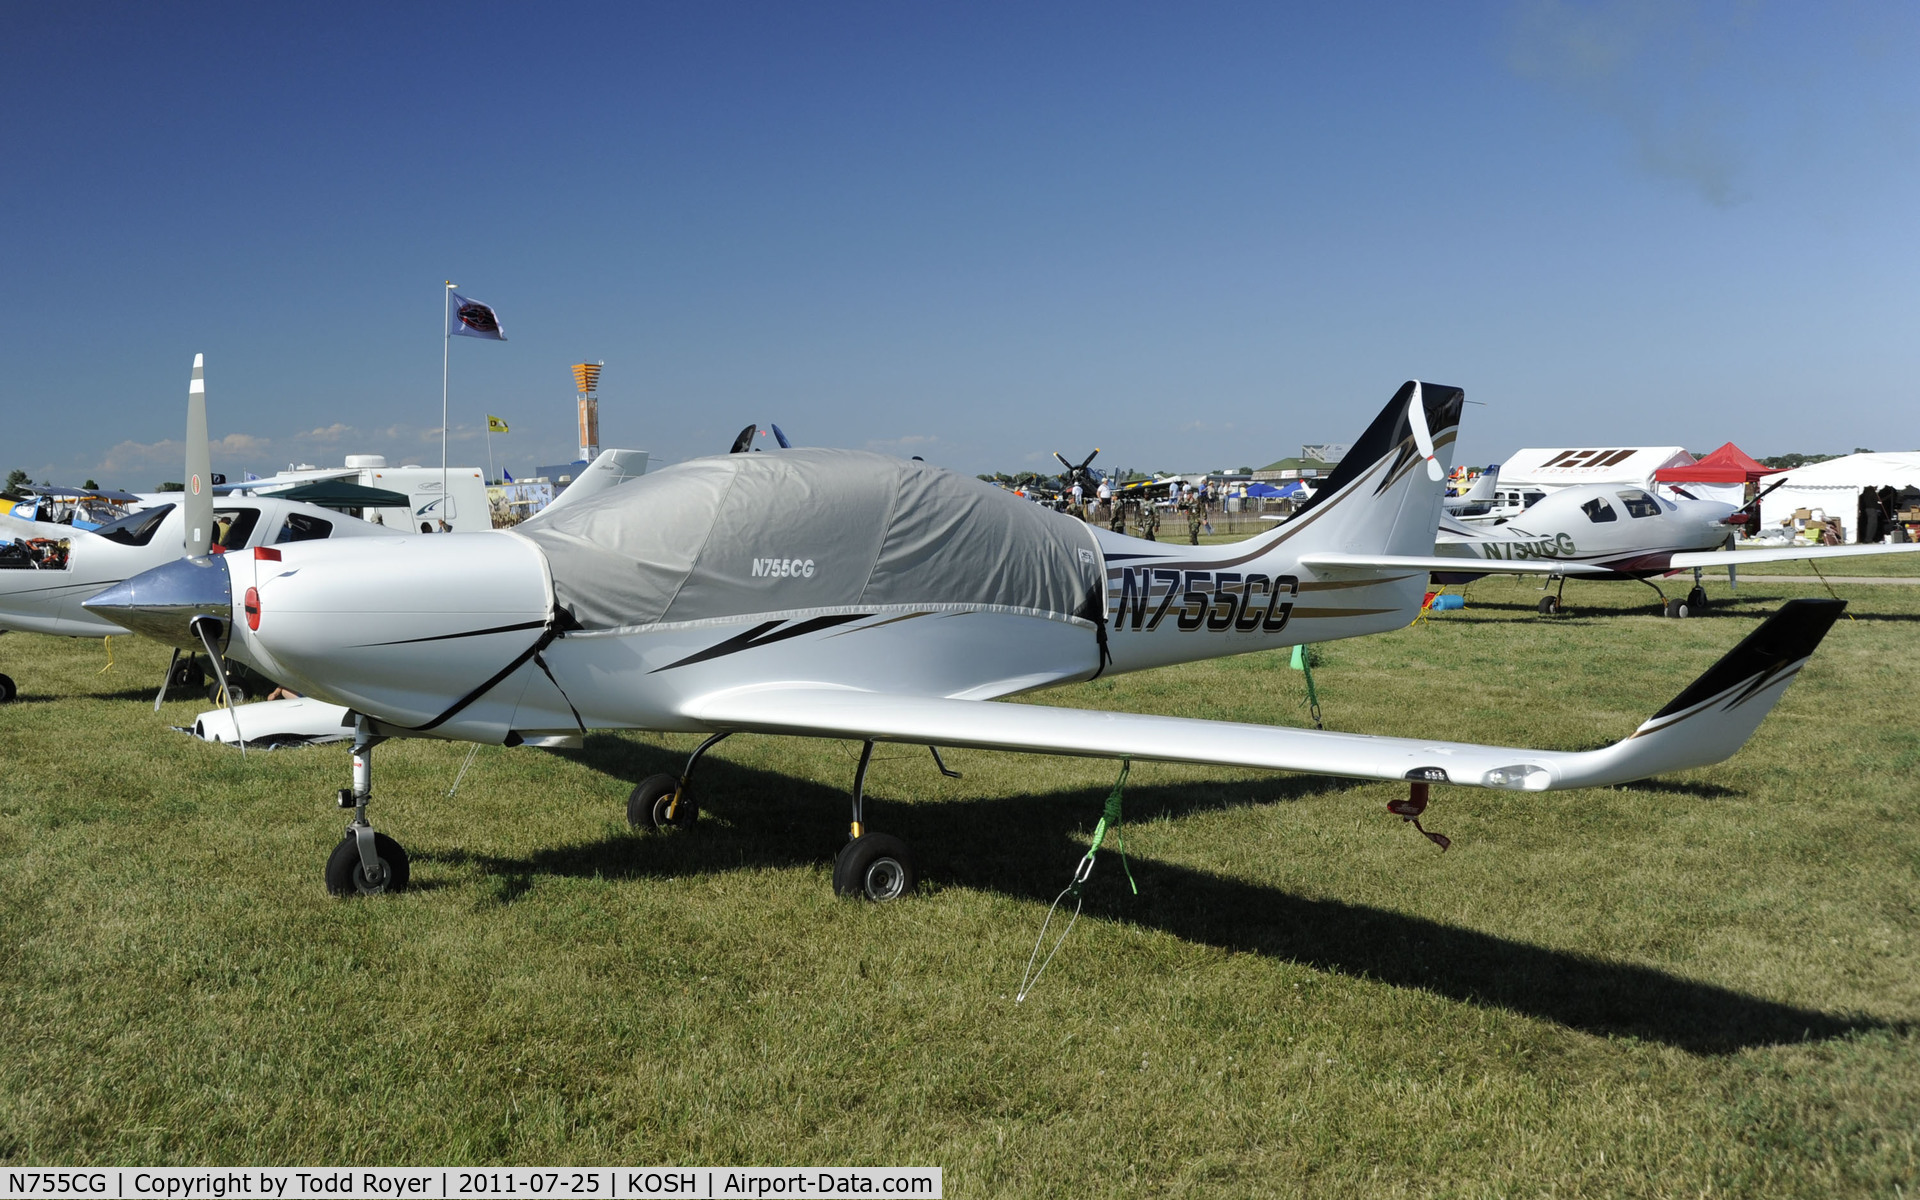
429, 734, 1884, 1057
1611, 778, 1743, 799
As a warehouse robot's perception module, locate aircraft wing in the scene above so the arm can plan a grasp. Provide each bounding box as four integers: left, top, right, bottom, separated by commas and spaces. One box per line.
1299, 552, 1609, 575
1667, 542, 1920, 570
681, 600, 1844, 792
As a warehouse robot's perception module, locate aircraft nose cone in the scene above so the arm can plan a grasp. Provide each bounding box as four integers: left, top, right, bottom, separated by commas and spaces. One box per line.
83, 553, 233, 648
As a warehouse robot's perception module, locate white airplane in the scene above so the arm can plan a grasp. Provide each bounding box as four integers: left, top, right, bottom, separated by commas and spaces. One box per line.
1441, 466, 1499, 516
0, 355, 399, 704
1430, 482, 1920, 616
87, 381, 1850, 902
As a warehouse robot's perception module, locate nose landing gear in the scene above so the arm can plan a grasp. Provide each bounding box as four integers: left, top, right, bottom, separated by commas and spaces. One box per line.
324, 715, 410, 896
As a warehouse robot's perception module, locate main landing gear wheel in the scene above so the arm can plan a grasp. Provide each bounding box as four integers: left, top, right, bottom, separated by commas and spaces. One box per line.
206, 681, 247, 705
1686, 585, 1709, 612
0, 673, 15, 703
1537, 595, 1561, 615
172, 657, 206, 690
833, 833, 916, 902
628, 773, 697, 830
1663, 597, 1693, 619
324, 831, 411, 896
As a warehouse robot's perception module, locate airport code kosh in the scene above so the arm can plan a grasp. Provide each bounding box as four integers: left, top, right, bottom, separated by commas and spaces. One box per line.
0, 1170, 942, 1200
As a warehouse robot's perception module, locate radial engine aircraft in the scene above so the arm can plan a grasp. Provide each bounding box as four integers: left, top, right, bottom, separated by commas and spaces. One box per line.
89, 381, 1850, 901
0, 356, 398, 704
1430, 483, 1920, 616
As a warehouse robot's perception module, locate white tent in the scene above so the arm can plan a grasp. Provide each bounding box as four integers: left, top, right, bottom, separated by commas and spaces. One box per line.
1758, 452, 1920, 544
1495, 446, 1695, 494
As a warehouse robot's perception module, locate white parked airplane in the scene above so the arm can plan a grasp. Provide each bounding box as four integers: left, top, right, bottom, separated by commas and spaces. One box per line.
88, 382, 1849, 901
1430, 483, 1920, 616
0, 355, 399, 704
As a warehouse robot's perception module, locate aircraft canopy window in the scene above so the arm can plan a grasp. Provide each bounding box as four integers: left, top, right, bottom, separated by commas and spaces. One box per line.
1524, 491, 1546, 508
275, 513, 333, 543
94, 503, 176, 547
1617, 490, 1661, 518
213, 507, 262, 549
1580, 497, 1618, 523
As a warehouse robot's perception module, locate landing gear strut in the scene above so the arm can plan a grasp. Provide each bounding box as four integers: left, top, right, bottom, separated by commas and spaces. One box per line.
832, 740, 917, 901
324, 715, 410, 896
627, 731, 731, 830
1536, 574, 1568, 616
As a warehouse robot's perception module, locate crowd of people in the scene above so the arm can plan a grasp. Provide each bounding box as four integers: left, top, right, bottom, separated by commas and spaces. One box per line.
1007, 477, 1225, 543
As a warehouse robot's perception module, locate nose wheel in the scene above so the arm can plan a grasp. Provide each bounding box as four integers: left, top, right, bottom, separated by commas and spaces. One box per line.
325, 830, 410, 896
324, 715, 411, 897
0, 673, 14, 704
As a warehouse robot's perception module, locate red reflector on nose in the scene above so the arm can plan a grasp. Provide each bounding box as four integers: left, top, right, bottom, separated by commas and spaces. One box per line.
254, 546, 282, 561
244, 587, 261, 632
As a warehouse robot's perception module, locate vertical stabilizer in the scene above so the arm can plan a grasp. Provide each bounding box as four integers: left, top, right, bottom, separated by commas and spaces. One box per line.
184, 354, 213, 556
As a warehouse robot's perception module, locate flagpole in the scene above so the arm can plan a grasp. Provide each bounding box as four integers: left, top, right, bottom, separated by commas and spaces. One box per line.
486, 423, 495, 487
441, 282, 454, 530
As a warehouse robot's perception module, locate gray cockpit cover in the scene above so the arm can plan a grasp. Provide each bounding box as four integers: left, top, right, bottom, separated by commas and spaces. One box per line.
516, 449, 1104, 631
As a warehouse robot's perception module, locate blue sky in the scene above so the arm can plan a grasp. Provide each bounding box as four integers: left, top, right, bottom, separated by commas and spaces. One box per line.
4, 2, 1915, 488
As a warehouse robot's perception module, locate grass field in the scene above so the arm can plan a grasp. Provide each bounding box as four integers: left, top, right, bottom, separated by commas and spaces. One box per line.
2, 571, 1918, 1195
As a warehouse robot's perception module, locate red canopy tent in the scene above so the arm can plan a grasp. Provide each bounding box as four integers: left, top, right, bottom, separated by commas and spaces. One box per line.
1653, 442, 1782, 485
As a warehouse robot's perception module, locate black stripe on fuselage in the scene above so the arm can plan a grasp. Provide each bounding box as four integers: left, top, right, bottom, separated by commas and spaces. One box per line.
359, 618, 551, 648
650, 613, 869, 673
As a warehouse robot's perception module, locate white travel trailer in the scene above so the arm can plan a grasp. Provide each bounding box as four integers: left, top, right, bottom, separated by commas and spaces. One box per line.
226, 456, 493, 532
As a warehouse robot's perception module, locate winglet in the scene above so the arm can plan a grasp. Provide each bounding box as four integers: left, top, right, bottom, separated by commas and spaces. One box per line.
1586, 599, 1849, 784
1647, 598, 1847, 723
183, 354, 212, 557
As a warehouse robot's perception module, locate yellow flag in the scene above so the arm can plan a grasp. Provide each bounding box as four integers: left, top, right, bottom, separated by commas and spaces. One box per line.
487, 415, 509, 433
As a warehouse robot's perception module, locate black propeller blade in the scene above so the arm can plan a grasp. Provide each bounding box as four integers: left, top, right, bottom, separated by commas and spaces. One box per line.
1052, 448, 1101, 488
1735, 476, 1791, 529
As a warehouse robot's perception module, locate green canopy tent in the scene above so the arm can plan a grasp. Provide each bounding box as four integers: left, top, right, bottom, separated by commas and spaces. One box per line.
273, 480, 412, 511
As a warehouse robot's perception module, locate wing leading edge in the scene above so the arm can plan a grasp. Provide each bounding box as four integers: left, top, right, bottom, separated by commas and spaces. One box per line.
681, 600, 1846, 793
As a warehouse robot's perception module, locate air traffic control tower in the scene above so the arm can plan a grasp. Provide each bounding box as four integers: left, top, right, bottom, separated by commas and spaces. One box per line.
571, 361, 603, 462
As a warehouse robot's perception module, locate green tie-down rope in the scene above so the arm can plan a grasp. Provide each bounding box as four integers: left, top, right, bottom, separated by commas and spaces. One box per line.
1016, 760, 1134, 1003
1291, 643, 1324, 729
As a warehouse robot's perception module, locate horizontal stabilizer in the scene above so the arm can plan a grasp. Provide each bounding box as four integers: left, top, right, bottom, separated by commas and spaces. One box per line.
1300, 552, 1607, 575
680, 600, 1844, 792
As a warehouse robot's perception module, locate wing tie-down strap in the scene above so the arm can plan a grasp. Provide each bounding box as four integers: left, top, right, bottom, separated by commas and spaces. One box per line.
1016, 760, 1134, 1003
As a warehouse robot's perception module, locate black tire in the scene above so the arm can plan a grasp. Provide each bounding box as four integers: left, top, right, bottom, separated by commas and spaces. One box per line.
1537, 596, 1560, 615
1687, 586, 1709, 611
0, 673, 14, 704
833, 833, 916, 901
205, 681, 247, 705
172, 658, 206, 689
324, 831, 410, 896
1664, 597, 1690, 619
628, 773, 695, 830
